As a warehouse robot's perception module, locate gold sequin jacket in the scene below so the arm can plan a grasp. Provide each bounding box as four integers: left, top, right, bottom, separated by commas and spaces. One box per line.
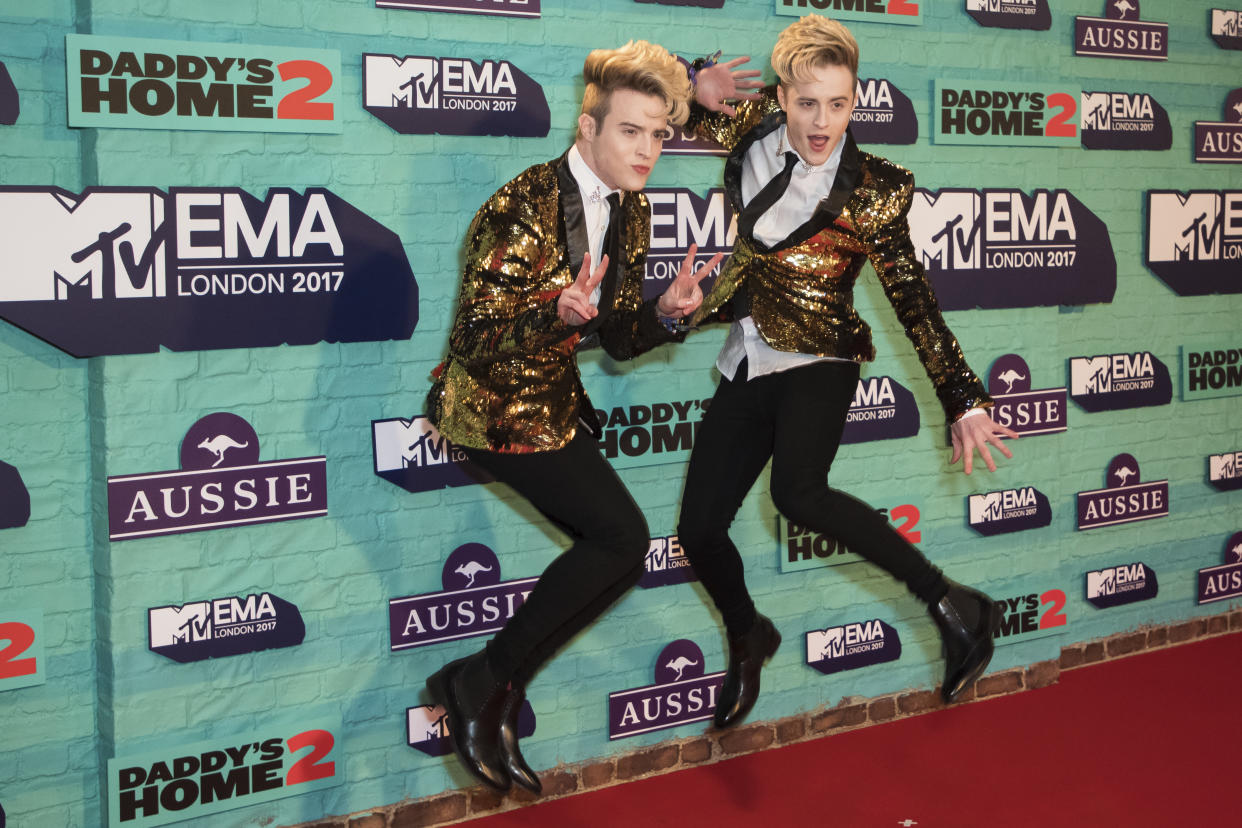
688, 91, 991, 422
427, 154, 680, 453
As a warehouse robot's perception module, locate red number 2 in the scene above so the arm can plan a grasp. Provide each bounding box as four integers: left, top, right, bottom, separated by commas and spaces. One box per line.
286, 729, 336, 785
1039, 589, 1068, 630
0, 622, 37, 679
1045, 93, 1077, 138
890, 504, 922, 544
277, 61, 335, 121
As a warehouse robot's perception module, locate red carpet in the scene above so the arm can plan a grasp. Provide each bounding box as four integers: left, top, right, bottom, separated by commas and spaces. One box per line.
471, 632, 1242, 827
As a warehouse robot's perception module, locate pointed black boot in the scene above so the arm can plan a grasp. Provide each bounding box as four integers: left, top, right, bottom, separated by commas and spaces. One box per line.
498, 686, 542, 795
713, 614, 781, 729
930, 581, 1000, 703
425, 652, 511, 791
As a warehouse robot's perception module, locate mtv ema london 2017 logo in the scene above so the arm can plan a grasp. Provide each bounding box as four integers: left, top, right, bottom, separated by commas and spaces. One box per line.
408, 698, 535, 756
107, 719, 341, 828
776, 0, 923, 26
1080, 90, 1172, 150
642, 187, 732, 299
0, 185, 418, 357
1085, 562, 1158, 609
1069, 350, 1172, 411
966, 0, 1051, 30
375, 0, 539, 16
363, 53, 549, 137
1182, 344, 1242, 401
779, 503, 922, 573
1075, 0, 1168, 60
608, 640, 724, 740
908, 188, 1116, 310
106, 413, 327, 542
148, 592, 305, 664
1194, 89, 1242, 163
1208, 449, 1242, 491
841, 376, 919, 443
372, 415, 492, 494
934, 81, 1080, 147
389, 543, 537, 651
639, 534, 699, 589
0, 460, 30, 530
1146, 190, 1242, 296
969, 486, 1052, 536
986, 353, 1066, 437
805, 618, 901, 675
1197, 532, 1242, 605
1211, 8, 1242, 49
993, 587, 1068, 645
850, 78, 917, 144
1077, 453, 1169, 531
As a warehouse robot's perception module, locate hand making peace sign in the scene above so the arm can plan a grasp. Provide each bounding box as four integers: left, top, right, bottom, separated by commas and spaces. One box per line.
557, 252, 609, 326
657, 244, 724, 319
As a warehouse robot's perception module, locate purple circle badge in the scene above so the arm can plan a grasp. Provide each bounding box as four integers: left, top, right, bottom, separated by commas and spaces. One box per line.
655, 639, 705, 683
1107, 453, 1140, 487
1226, 532, 1242, 565
442, 543, 502, 590
180, 413, 260, 471
989, 353, 1032, 395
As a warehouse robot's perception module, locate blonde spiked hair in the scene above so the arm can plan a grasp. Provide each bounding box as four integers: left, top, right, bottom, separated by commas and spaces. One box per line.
580, 40, 693, 128
770, 14, 859, 86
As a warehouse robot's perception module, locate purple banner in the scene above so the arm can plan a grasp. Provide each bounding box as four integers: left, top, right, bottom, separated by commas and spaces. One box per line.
987, 353, 1066, 436
841, 376, 920, 443
1146, 190, 1242, 296
639, 535, 699, 589
148, 593, 304, 663
1211, 9, 1242, 49
375, 0, 539, 17
805, 619, 901, 675
0, 460, 30, 530
1086, 563, 1158, 609
968, 487, 1052, 536
608, 640, 723, 740
1069, 352, 1172, 411
1195, 123, 1242, 163
966, 0, 1051, 30
1077, 453, 1168, 530
851, 78, 918, 145
1197, 532, 1242, 604
0, 61, 17, 125
1081, 91, 1172, 150
372, 415, 492, 494
408, 700, 534, 756
1209, 451, 1242, 491
642, 187, 732, 299
1075, 16, 1168, 61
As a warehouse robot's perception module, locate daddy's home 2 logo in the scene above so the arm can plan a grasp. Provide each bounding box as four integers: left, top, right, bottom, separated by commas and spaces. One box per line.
66, 35, 341, 133
1208, 449, 1242, 491
0, 185, 417, 357
1194, 89, 1242, 164
148, 593, 304, 664
1183, 344, 1242, 401
640, 534, 698, 589
642, 187, 732, 298
986, 353, 1066, 437
934, 81, 1080, 147
841, 376, 919, 443
909, 188, 1115, 310
389, 543, 536, 651
1075, 0, 1168, 61
1086, 562, 1158, 609
106, 413, 327, 542
779, 503, 921, 573
608, 640, 724, 740
1211, 8, 1242, 49
851, 78, 917, 145
1146, 190, 1242, 296
968, 487, 1052, 536
363, 53, 548, 138
1081, 90, 1172, 150
776, 0, 923, 26
966, 0, 1050, 30
0, 61, 17, 125
372, 415, 492, 494
1197, 532, 1242, 605
993, 587, 1068, 645
0, 460, 30, 530
593, 398, 712, 469
107, 721, 341, 828
806, 618, 901, 675
1069, 351, 1172, 411
1077, 453, 1169, 531
408, 699, 535, 757
376, 0, 539, 16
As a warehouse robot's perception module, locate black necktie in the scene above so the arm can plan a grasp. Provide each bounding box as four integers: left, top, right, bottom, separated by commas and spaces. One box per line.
737, 151, 798, 241
583, 192, 622, 336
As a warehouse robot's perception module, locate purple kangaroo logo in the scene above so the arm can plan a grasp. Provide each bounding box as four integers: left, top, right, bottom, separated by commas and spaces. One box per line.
665, 656, 698, 680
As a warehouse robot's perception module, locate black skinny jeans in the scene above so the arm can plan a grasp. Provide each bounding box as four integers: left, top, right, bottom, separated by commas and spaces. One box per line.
678, 359, 948, 637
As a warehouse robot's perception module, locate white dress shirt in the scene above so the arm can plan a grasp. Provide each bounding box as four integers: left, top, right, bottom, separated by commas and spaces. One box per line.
567, 145, 621, 307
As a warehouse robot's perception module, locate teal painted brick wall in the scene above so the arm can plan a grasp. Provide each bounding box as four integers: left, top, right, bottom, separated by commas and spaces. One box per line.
2, 0, 1240, 825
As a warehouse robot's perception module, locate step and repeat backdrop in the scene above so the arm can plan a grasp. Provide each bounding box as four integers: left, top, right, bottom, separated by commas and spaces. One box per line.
2, 0, 1240, 825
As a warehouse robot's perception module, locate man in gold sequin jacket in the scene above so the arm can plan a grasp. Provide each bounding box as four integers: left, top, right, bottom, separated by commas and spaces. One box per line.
678, 16, 1020, 731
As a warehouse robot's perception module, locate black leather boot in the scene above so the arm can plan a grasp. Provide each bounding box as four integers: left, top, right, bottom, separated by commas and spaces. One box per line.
425, 652, 511, 791
713, 614, 781, 729
929, 581, 1000, 703
498, 686, 542, 795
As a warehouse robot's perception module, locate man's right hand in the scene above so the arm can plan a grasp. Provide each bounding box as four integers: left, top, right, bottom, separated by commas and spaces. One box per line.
558, 252, 608, 326
694, 56, 764, 117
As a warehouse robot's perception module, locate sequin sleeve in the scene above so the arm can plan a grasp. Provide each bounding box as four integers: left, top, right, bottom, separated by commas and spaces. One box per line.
685, 86, 782, 152
865, 164, 992, 422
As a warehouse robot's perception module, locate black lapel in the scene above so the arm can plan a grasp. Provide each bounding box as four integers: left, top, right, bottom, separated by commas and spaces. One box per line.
770, 129, 863, 250
555, 152, 590, 276
724, 111, 787, 215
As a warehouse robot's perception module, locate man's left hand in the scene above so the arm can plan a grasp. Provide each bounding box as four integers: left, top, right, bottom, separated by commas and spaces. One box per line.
695, 57, 764, 116
950, 410, 1019, 475
657, 244, 723, 319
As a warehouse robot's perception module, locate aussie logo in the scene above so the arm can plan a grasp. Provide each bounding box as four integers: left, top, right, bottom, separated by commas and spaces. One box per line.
1146, 190, 1242, 296
1197, 532, 1242, 604
1211, 8, 1242, 49
841, 376, 919, 443
779, 504, 921, 573
363, 53, 548, 138
1074, 0, 1168, 61
372, 415, 492, 494
594, 398, 712, 469
0, 61, 17, 125
148, 593, 304, 664
776, 0, 923, 27
1194, 89, 1242, 164
1183, 345, 1242, 400
993, 588, 1068, 644
107, 722, 341, 827
986, 353, 1066, 437
389, 543, 536, 651
1085, 562, 1158, 609
909, 188, 1116, 310
1069, 351, 1172, 411
375, 0, 539, 16
66, 35, 340, 133
1080, 90, 1172, 150
806, 618, 901, 675
1077, 453, 1169, 530
1, 609, 45, 692
642, 188, 732, 299
106, 413, 327, 542
934, 81, 1079, 147
965, 0, 1051, 30
850, 78, 917, 145
639, 534, 698, 589
968, 487, 1052, 536
0, 460, 30, 530
407, 700, 535, 756
608, 640, 724, 740
0, 185, 417, 357
1208, 450, 1242, 491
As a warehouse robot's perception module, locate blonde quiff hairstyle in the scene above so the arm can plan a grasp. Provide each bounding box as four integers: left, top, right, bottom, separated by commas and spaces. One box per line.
580, 40, 693, 128
770, 14, 859, 87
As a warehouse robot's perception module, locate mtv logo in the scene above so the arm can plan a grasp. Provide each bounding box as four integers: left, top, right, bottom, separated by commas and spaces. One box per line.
407, 704, 450, 744
1082, 93, 1112, 130
373, 417, 460, 472
1209, 454, 1237, 480
1070, 356, 1112, 394
149, 602, 212, 648
969, 492, 1003, 523
645, 538, 669, 572
1147, 192, 1221, 263
1087, 569, 1116, 598
1212, 9, 1238, 37
807, 627, 845, 661
909, 191, 981, 271
964, 0, 988, 8
0, 189, 166, 302
365, 55, 439, 109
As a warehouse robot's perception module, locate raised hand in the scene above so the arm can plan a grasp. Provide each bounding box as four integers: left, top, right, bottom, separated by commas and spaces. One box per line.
657, 244, 724, 319
694, 56, 764, 117
949, 410, 1019, 475
558, 253, 608, 326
